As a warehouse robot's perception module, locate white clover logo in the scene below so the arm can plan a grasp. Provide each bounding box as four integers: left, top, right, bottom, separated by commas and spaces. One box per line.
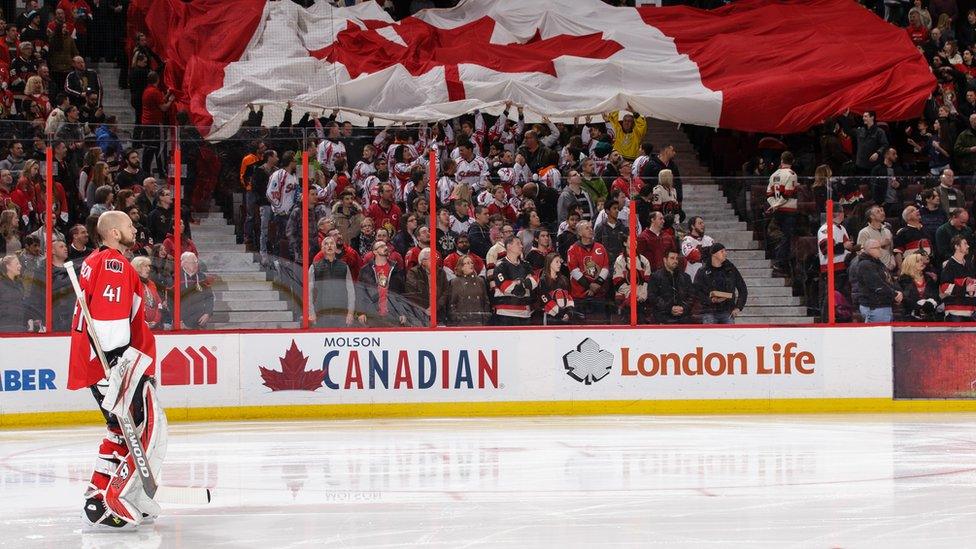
563, 338, 614, 385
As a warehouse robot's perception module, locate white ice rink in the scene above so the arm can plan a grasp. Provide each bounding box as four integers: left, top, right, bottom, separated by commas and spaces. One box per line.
2, 414, 976, 548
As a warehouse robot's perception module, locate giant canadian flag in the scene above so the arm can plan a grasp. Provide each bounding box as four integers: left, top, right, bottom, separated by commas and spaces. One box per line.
135, 0, 934, 139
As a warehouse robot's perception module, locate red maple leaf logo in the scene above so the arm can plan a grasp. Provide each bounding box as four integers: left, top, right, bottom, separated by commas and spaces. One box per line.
259, 339, 325, 391
310, 16, 623, 101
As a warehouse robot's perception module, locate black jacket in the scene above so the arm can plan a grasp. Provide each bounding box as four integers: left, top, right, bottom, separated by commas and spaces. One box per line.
468, 222, 492, 259
693, 259, 748, 314
897, 274, 939, 321
649, 266, 693, 324
850, 254, 899, 309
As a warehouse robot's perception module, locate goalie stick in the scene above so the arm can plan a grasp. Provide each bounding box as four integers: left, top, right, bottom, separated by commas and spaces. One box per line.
65, 261, 211, 506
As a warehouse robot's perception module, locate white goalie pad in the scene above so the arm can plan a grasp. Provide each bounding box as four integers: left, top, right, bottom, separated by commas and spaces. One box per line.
104, 379, 168, 525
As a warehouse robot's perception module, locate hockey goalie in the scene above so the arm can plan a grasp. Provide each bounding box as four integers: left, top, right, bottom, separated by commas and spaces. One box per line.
67, 211, 166, 529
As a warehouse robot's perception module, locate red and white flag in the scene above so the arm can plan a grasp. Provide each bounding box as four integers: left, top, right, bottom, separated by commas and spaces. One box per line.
137, 0, 934, 138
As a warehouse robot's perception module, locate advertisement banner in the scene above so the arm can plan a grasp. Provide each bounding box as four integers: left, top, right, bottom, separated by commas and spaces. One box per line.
893, 329, 976, 399
0, 326, 893, 419
237, 327, 892, 405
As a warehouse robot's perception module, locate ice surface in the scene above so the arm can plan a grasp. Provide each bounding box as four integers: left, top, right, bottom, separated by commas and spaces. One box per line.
2, 414, 976, 548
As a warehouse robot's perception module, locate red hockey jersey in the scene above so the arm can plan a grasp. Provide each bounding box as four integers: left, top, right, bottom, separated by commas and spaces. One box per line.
567, 240, 610, 299
68, 247, 156, 390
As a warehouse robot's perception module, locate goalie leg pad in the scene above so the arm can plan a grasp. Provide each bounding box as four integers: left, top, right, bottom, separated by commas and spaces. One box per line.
102, 378, 168, 526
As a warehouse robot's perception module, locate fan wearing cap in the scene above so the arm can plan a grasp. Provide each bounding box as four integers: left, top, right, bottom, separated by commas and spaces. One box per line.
692, 242, 748, 324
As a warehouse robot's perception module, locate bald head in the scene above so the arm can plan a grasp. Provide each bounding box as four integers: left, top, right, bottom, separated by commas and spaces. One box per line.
97, 211, 136, 250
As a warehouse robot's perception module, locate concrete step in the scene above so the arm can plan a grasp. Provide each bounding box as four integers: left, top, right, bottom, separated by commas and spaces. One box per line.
726, 250, 768, 260
747, 296, 802, 306
743, 277, 787, 287
211, 271, 270, 282
197, 218, 232, 227
740, 306, 808, 316
748, 286, 796, 297
214, 300, 291, 312
210, 281, 276, 291
194, 235, 239, 245
712, 239, 758, 250
731, 259, 771, 269
214, 289, 281, 301
738, 268, 776, 278
209, 264, 265, 273
212, 311, 295, 323
198, 253, 258, 270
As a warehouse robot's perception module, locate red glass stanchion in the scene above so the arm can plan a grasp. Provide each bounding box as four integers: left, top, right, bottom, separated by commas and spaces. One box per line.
826, 199, 836, 325
44, 145, 52, 332
429, 149, 438, 329
173, 132, 182, 331
301, 150, 310, 329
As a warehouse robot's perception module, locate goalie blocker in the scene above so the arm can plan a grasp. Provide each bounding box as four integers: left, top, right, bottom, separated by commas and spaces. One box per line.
67, 212, 166, 529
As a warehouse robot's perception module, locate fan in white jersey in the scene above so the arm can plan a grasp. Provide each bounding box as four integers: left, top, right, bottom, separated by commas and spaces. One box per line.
316, 120, 346, 173
437, 158, 457, 205
351, 144, 377, 190
681, 216, 715, 281
454, 141, 489, 193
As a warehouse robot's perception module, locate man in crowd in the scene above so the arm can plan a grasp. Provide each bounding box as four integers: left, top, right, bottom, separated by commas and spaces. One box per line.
693, 243, 748, 324
649, 249, 693, 324
567, 220, 610, 320
681, 216, 714, 281
766, 151, 798, 275
637, 211, 676, 271
940, 235, 976, 321
178, 252, 214, 329
953, 113, 976, 183
936, 168, 964, 215
357, 239, 406, 327
405, 247, 448, 326
857, 205, 896, 273
870, 147, 902, 216
919, 188, 948, 245
894, 205, 933, 264
850, 238, 902, 322
935, 208, 975, 265
309, 236, 355, 328
855, 111, 888, 175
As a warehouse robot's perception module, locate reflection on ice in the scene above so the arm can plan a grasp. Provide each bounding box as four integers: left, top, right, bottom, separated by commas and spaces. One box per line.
2, 415, 976, 547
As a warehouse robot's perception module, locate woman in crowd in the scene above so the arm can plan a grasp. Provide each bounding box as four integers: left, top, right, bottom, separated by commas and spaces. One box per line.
897, 253, 940, 321
0, 209, 20, 254
446, 255, 490, 326
537, 252, 577, 324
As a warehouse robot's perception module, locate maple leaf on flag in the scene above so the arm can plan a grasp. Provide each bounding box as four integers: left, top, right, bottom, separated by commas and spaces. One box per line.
563, 338, 614, 385
309, 16, 623, 101
259, 340, 325, 391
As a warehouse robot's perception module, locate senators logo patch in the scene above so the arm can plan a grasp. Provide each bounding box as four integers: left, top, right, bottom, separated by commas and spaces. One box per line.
104, 259, 124, 273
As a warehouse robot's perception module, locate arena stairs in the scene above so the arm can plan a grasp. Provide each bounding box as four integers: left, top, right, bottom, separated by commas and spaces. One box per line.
646, 118, 812, 324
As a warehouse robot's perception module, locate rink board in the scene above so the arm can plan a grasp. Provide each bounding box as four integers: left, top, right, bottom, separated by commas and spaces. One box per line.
0, 325, 962, 426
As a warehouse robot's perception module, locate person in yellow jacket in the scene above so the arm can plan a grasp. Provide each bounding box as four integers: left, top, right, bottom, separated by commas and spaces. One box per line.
604, 105, 647, 161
